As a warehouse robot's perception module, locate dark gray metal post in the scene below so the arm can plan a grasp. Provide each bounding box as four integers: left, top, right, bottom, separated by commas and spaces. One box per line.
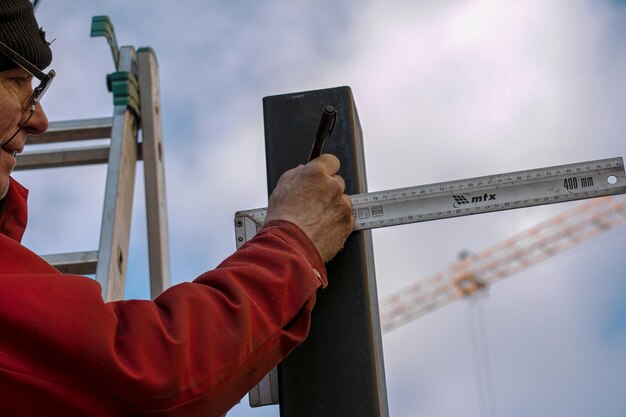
263, 86, 389, 417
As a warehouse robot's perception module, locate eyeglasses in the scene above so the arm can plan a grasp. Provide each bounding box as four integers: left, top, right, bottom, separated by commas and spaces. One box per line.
0, 38, 55, 112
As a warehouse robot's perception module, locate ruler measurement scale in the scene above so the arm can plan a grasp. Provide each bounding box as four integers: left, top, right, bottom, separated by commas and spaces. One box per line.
235, 157, 626, 247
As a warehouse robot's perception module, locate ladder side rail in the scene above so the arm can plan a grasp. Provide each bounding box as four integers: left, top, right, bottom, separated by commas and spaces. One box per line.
96, 46, 140, 301
137, 47, 171, 299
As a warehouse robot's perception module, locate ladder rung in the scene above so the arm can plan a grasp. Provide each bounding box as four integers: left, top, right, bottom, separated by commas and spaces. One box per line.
15, 143, 143, 170
42, 251, 98, 275
27, 117, 113, 145
15, 145, 111, 170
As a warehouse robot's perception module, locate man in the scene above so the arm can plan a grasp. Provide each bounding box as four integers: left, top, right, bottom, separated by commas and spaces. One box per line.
0, 1, 353, 416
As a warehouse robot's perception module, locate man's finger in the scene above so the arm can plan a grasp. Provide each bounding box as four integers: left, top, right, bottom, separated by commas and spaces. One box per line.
309, 153, 340, 176
278, 164, 303, 184
332, 174, 346, 194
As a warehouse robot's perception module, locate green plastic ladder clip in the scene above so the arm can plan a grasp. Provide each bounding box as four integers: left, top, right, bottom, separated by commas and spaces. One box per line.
90, 16, 120, 70
91, 16, 141, 118
109, 71, 141, 118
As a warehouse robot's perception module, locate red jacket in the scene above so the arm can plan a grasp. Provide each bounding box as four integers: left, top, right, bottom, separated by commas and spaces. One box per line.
0, 178, 327, 416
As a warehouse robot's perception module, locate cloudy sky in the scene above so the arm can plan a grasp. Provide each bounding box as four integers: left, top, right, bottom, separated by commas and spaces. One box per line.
14, 0, 626, 416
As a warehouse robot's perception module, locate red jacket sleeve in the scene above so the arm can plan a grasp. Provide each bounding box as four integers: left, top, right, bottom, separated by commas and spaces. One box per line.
0, 220, 326, 417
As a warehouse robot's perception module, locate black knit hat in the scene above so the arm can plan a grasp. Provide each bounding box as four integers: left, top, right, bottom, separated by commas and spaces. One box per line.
0, 0, 52, 71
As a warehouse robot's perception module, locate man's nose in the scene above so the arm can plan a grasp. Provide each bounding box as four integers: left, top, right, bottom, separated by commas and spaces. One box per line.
22, 101, 48, 135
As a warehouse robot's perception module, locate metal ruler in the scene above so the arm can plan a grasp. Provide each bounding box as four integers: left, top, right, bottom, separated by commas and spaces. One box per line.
235, 157, 626, 246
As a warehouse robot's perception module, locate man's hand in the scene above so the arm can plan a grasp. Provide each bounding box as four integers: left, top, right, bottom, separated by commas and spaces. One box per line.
265, 154, 353, 263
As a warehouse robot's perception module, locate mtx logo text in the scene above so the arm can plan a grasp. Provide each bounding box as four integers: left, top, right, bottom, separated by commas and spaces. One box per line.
452, 193, 496, 208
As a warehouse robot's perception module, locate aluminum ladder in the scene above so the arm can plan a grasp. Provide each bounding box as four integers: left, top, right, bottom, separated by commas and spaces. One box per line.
14, 17, 170, 301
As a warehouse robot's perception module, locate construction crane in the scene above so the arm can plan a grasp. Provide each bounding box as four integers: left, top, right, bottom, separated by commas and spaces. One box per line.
380, 195, 626, 333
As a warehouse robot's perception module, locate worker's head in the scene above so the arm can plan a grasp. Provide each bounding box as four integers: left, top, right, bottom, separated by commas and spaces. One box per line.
0, 0, 53, 199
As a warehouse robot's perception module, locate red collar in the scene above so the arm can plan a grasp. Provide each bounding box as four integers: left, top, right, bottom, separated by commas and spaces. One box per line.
0, 177, 28, 242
